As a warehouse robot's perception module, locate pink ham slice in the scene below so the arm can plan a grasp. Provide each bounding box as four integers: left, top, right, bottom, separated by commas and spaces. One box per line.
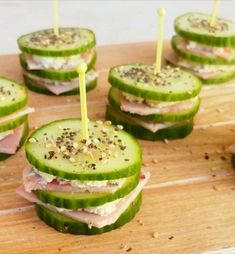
120, 93, 195, 115
178, 39, 232, 60
33, 79, 78, 95
23, 166, 125, 193
165, 52, 220, 79
0, 124, 24, 154
16, 172, 150, 228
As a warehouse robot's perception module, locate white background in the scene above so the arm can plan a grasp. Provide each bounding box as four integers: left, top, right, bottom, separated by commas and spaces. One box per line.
0, 0, 234, 54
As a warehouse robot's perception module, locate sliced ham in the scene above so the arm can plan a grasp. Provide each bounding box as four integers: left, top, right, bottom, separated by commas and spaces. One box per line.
120, 92, 197, 115
23, 166, 125, 194
24, 71, 98, 95
0, 107, 34, 124
165, 52, 222, 79
178, 39, 232, 60
16, 171, 150, 228
132, 118, 175, 133
0, 123, 24, 154
25, 50, 94, 71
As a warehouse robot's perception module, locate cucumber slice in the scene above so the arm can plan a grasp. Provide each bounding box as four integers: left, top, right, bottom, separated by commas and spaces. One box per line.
172, 35, 235, 65
108, 87, 200, 122
106, 105, 193, 141
0, 120, 29, 161
175, 13, 235, 47
232, 154, 235, 169
0, 114, 28, 132
25, 119, 142, 180
35, 193, 142, 235
0, 77, 27, 117
34, 172, 139, 209
23, 73, 97, 96
166, 55, 235, 85
20, 51, 96, 81
108, 64, 202, 101
17, 28, 96, 57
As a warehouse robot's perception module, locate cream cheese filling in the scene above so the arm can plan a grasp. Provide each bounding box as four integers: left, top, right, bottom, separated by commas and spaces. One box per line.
25, 49, 94, 70
33, 167, 126, 189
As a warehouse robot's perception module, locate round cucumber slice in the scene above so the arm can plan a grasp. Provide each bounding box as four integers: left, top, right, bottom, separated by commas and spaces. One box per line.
20, 51, 96, 81
108, 87, 200, 122
35, 192, 142, 235
172, 35, 235, 65
23, 74, 97, 96
175, 13, 235, 47
0, 119, 29, 161
25, 119, 142, 180
0, 115, 28, 133
34, 172, 139, 209
106, 105, 193, 141
17, 28, 96, 57
0, 77, 27, 117
108, 64, 202, 101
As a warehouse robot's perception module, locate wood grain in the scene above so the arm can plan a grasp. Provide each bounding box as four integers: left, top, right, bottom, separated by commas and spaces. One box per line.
0, 41, 235, 254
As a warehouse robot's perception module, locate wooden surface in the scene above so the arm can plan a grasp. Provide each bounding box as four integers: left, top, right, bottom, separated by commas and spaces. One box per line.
1, 42, 235, 254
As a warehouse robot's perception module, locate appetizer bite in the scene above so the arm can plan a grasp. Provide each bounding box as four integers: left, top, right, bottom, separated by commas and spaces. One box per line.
0, 77, 34, 161
17, 28, 98, 95
106, 64, 201, 140
166, 12, 235, 84
106, 8, 202, 141
17, 63, 149, 234
17, 119, 149, 234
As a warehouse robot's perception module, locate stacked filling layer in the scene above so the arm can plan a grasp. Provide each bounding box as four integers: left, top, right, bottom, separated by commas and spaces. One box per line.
106, 64, 201, 140
169, 13, 235, 84
18, 28, 98, 95
17, 119, 148, 233
0, 79, 33, 159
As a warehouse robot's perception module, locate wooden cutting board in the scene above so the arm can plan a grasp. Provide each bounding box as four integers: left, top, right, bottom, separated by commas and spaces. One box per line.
1, 41, 235, 254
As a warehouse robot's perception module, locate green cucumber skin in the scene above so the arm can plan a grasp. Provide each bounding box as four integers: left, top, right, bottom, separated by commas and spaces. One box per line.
23, 75, 97, 96
174, 13, 235, 47
108, 69, 201, 102
25, 118, 142, 181
108, 87, 200, 122
172, 36, 235, 65
0, 77, 27, 117
34, 173, 139, 209
232, 154, 235, 169
175, 26, 235, 47
20, 52, 96, 81
0, 115, 28, 133
0, 120, 29, 161
166, 60, 235, 85
17, 28, 96, 57
106, 105, 193, 141
35, 193, 142, 235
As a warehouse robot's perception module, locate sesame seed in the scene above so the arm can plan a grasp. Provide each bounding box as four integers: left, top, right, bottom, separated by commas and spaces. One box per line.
60, 146, 66, 152
29, 138, 37, 143
69, 157, 76, 163
73, 142, 78, 148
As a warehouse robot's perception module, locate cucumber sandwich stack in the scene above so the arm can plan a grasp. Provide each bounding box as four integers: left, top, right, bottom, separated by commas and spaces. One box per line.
106, 64, 202, 141
166, 13, 235, 84
17, 119, 149, 234
0, 77, 33, 161
17, 28, 98, 95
